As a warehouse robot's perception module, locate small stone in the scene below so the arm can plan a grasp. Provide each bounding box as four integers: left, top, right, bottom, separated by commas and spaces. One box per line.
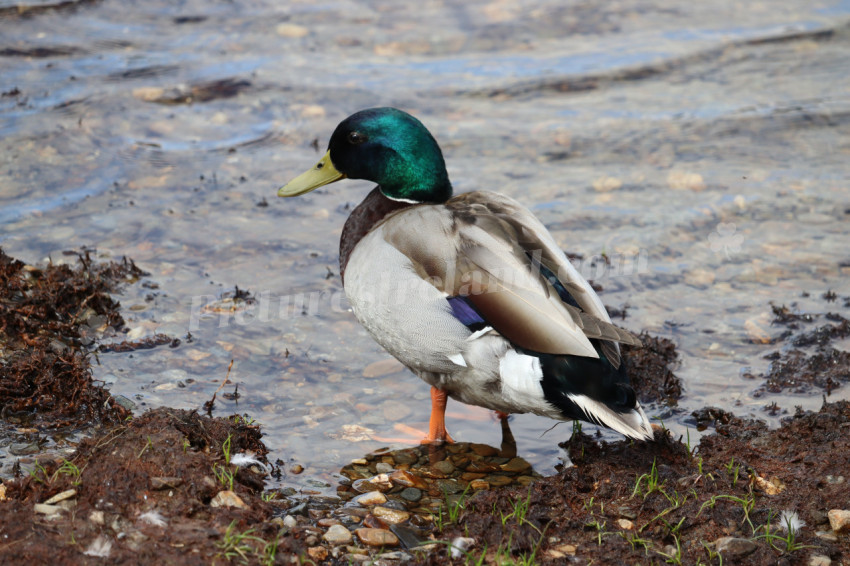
485, 475, 513, 487
10, 442, 40, 455
390, 470, 428, 489
500, 458, 531, 473
470, 444, 498, 457
809, 555, 832, 566
399, 488, 422, 502
466, 460, 500, 473
815, 530, 838, 542
290, 464, 304, 474
355, 528, 399, 547
753, 474, 785, 495
151, 477, 183, 490
132, 87, 165, 102
389, 524, 423, 549
369, 473, 393, 491
714, 537, 758, 557
318, 518, 342, 528
469, 480, 490, 491
592, 176, 622, 192
44, 489, 76, 505
34, 503, 62, 515
432, 460, 455, 476
363, 514, 387, 529
828, 509, 850, 533
307, 546, 328, 561
324, 524, 353, 545
276, 23, 309, 38
90, 511, 105, 525
667, 170, 706, 191
363, 358, 403, 378
372, 506, 410, 525
283, 515, 297, 528
375, 462, 394, 474
435, 479, 463, 494
377, 551, 413, 561
352, 479, 381, 493
393, 450, 419, 465
344, 554, 371, 563
210, 490, 247, 509
617, 519, 634, 530
354, 491, 387, 506
554, 544, 577, 555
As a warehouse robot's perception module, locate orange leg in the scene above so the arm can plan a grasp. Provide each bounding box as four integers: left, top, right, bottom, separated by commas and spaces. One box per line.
422, 386, 455, 444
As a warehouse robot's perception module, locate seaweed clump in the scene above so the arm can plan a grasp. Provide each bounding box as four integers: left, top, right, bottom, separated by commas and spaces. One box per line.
0, 248, 145, 426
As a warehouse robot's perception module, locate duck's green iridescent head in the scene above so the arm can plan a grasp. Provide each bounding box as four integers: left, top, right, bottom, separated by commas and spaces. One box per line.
278, 107, 453, 204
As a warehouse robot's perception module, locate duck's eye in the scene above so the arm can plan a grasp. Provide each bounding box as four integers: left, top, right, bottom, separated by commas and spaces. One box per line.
347, 131, 366, 145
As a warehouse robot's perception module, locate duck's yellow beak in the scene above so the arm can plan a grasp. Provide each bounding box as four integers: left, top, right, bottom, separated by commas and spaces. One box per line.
278, 151, 346, 197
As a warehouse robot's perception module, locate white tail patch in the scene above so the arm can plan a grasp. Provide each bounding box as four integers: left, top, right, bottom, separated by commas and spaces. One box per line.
498, 350, 552, 414
567, 394, 653, 440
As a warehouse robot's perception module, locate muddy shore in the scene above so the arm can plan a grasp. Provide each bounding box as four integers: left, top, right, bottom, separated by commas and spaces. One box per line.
1, 249, 848, 565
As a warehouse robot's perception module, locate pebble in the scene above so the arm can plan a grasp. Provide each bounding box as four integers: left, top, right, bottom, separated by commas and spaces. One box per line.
319, 523, 351, 546
469, 479, 490, 491
389, 524, 424, 549
318, 518, 341, 528
276, 23, 309, 38
500, 458, 531, 473
714, 536, 757, 557
375, 462, 394, 473
809, 555, 832, 566
10, 442, 40, 455
828, 509, 850, 533
306, 547, 328, 561
470, 444, 498, 457
210, 490, 247, 509
432, 460, 455, 476
362, 358, 403, 378
435, 479, 463, 494
486, 475, 513, 487
390, 470, 428, 489
44, 489, 76, 505
399, 488, 422, 502
393, 450, 419, 465
352, 479, 384, 493
372, 506, 410, 525
151, 477, 183, 490
355, 528, 399, 547
616, 519, 634, 530
354, 491, 388, 506
34, 503, 62, 515
815, 530, 838, 542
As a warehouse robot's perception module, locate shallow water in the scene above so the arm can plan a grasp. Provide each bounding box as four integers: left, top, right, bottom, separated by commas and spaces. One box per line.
2, 0, 849, 492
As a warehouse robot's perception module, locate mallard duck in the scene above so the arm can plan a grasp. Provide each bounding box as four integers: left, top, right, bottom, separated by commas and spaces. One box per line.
278, 107, 652, 443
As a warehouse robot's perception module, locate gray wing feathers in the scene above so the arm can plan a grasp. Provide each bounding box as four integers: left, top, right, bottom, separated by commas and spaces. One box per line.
378, 192, 640, 366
